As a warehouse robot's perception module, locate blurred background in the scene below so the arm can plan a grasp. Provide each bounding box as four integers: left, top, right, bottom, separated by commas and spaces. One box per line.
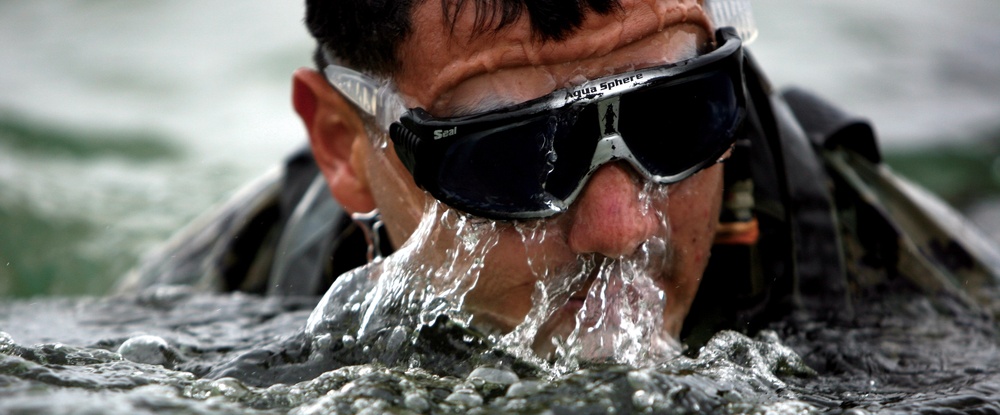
0, 0, 998, 297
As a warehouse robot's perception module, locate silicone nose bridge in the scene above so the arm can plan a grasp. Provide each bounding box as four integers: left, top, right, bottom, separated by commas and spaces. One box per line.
589, 134, 653, 182
591, 134, 626, 167
565, 161, 659, 258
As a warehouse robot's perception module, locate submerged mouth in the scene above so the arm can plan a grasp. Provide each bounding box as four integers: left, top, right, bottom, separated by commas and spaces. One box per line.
528, 250, 680, 364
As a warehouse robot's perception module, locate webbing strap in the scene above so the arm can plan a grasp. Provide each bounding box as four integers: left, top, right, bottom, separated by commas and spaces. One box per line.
770, 93, 851, 315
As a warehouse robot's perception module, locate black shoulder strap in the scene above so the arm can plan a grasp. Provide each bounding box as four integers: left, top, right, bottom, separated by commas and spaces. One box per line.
781, 87, 880, 163
767, 89, 851, 316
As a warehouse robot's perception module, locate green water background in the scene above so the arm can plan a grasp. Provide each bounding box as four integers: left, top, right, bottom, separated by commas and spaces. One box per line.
1, 0, 998, 297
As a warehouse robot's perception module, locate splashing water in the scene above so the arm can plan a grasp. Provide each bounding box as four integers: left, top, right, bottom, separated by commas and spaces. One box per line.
561, 255, 677, 366
306, 200, 500, 346
304, 116, 689, 369
300, 166, 684, 376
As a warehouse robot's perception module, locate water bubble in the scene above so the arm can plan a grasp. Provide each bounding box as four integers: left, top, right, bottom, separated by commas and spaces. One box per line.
468, 366, 519, 386
188, 377, 250, 401
627, 370, 656, 391
444, 388, 483, 407
404, 392, 430, 412
117, 335, 173, 366
342, 334, 356, 347
632, 389, 655, 409
505, 380, 543, 398
353, 399, 388, 414
627, 370, 662, 410
313, 333, 332, 350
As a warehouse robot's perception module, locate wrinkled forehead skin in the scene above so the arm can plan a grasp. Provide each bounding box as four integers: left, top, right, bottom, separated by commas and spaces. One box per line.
394, 0, 712, 115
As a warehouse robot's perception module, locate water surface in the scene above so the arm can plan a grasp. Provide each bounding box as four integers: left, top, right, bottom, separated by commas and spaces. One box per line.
3, 274, 1000, 414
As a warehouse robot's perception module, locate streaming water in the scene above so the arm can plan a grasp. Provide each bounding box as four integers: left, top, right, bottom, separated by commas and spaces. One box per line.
302, 174, 675, 373
541, 182, 678, 369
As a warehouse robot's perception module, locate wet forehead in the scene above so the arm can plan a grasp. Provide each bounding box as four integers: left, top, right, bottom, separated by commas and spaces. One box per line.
395, 0, 711, 116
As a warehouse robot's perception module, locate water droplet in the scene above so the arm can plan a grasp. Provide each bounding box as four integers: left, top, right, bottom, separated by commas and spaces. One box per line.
444, 389, 483, 407
468, 366, 519, 385
210, 377, 250, 400
117, 335, 172, 366
313, 333, 332, 350
342, 334, 356, 347
404, 392, 430, 412
632, 389, 654, 409
505, 380, 543, 398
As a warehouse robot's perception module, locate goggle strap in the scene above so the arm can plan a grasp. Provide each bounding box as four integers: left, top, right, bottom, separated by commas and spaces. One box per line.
706, 0, 758, 44
322, 58, 381, 116
389, 122, 422, 177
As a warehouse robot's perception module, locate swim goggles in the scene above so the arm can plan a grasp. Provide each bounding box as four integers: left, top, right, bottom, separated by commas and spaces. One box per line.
324, 27, 747, 220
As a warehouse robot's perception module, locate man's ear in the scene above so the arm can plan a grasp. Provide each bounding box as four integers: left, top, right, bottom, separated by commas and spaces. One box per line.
292, 68, 377, 214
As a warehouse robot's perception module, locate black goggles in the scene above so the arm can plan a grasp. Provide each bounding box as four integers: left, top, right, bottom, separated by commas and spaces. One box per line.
388, 28, 747, 220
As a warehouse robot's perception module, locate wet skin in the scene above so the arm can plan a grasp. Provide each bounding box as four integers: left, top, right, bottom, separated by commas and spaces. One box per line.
295, 0, 722, 351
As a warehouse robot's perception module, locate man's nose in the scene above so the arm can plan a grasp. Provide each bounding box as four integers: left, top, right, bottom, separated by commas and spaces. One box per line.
565, 163, 660, 258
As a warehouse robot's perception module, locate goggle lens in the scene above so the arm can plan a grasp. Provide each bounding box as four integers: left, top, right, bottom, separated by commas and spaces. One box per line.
623, 70, 741, 178
433, 114, 577, 215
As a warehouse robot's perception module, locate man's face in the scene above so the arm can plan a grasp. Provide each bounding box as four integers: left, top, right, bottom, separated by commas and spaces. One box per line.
354, 0, 722, 356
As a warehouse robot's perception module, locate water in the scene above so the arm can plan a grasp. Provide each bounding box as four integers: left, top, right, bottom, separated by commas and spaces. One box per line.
3, 271, 1000, 413
2, 1, 1000, 413
0, 0, 311, 296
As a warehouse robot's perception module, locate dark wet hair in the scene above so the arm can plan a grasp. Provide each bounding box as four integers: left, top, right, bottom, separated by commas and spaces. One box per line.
305, 0, 623, 77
